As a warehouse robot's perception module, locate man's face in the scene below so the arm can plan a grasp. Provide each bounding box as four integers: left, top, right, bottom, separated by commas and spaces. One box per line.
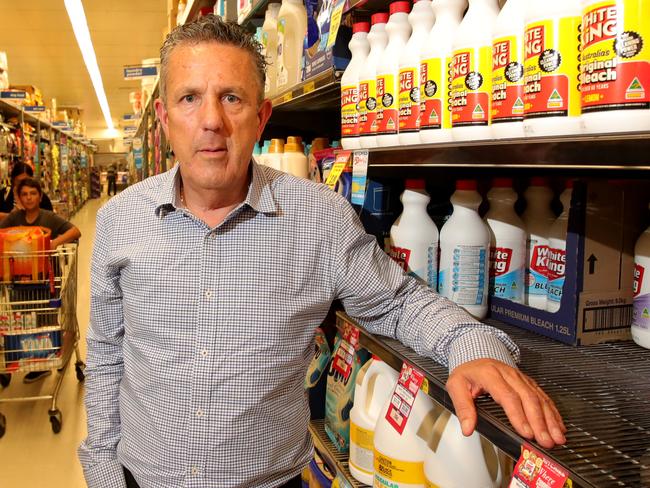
18, 187, 41, 211
155, 41, 272, 195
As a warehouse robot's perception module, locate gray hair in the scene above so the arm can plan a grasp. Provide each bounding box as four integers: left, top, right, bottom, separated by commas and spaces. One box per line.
159, 15, 266, 105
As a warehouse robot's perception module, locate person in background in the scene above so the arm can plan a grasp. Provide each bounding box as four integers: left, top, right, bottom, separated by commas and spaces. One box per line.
79, 16, 565, 488
0, 177, 81, 383
106, 164, 117, 196
0, 162, 54, 219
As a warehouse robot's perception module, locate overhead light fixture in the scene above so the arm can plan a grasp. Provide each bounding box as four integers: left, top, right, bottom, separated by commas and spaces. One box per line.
64, 0, 114, 130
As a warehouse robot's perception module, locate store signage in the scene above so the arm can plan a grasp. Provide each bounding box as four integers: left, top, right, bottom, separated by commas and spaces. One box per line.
24, 105, 46, 113
52, 121, 68, 127
122, 113, 137, 120
123, 126, 137, 136
510, 444, 571, 487
351, 150, 369, 205
133, 137, 143, 169
0, 90, 26, 99
123, 65, 158, 80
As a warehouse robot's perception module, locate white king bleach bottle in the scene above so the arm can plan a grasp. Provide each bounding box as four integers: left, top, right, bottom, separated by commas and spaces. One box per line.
632, 207, 650, 350
547, 180, 573, 312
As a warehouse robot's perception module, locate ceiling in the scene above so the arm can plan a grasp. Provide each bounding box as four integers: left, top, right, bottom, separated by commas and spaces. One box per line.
0, 0, 167, 141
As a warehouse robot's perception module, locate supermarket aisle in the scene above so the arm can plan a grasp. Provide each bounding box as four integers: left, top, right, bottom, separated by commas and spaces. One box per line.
0, 196, 107, 488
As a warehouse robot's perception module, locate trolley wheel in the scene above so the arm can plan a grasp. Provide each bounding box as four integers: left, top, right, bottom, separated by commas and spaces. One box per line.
75, 361, 86, 382
0, 373, 10, 388
49, 409, 62, 434
0, 413, 5, 438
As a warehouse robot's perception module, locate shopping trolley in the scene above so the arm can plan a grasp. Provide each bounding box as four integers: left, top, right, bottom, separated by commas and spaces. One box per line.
0, 244, 85, 438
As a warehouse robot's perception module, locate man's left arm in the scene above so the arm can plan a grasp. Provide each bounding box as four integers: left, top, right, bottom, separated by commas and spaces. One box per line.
332, 198, 566, 448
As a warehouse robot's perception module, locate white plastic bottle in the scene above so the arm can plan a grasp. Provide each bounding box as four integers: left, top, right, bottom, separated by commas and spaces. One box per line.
439, 180, 491, 319
262, 3, 281, 97
359, 13, 389, 149
373, 385, 441, 488
376, 1, 412, 147
419, 0, 468, 144
266, 138, 285, 171
523, 0, 582, 136
491, 0, 526, 139
341, 22, 370, 150
276, 0, 307, 93
281, 136, 309, 178
547, 180, 573, 312
349, 357, 399, 486
389, 179, 439, 289
485, 178, 526, 303
397, 0, 434, 146
522, 177, 556, 309
633, 210, 650, 350
580, 0, 650, 134
450, 0, 501, 142
424, 411, 502, 488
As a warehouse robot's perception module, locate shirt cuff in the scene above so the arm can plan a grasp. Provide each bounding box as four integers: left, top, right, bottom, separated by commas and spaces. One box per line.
82, 458, 127, 488
447, 329, 519, 372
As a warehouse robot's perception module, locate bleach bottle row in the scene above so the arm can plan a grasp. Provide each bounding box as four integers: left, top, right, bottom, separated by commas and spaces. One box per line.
633, 205, 650, 350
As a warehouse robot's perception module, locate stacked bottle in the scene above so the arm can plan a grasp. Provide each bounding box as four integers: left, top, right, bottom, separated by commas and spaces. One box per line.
341, 22, 370, 150
547, 180, 573, 312
261, 3, 281, 97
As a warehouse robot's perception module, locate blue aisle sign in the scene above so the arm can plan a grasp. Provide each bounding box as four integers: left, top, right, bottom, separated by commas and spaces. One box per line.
124, 66, 158, 80
0, 90, 26, 99
24, 105, 46, 113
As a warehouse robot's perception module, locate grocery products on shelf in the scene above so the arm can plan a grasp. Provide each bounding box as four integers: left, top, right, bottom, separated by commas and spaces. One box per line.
262, 3, 281, 97
633, 207, 650, 350
546, 181, 573, 312
276, 0, 308, 92
341, 22, 370, 150
282, 136, 310, 178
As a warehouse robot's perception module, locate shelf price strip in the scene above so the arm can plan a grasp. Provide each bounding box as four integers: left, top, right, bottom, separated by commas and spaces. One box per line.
509, 443, 572, 488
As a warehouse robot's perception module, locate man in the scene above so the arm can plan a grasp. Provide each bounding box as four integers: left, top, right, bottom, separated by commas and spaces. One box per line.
107, 164, 117, 196
79, 16, 565, 488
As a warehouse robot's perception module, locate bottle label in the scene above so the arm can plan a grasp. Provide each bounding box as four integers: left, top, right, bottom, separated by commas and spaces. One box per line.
420, 57, 452, 130
276, 19, 288, 87
633, 293, 650, 330
398, 66, 420, 132
490, 247, 524, 301
527, 242, 549, 297
547, 247, 566, 304
374, 451, 425, 486
389, 244, 438, 289
384, 362, 424, 435
358, 79, 378, 135
376, 73, 398, 135
634, 263, 644, 297
350, 422, 374, 475
341, 84, 359, 137
581, 1, 650, 113
524, 17, 581, 119
389, 245, 412, 273
492, 35, 525, 123
450, 46, 492, 127
438, 246, 487, 305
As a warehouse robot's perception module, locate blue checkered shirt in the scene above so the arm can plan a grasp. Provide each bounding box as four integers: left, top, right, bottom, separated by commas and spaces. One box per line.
79, 162, 518, 488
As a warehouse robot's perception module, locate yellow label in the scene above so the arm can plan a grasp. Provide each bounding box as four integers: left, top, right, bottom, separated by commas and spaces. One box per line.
350, 422, 375, 474
374, 451, 425, 486
341, 84, 358, 136
419, 57, 452, 130
350, 422, 374, 451
421, 377, 429, 395
377, 73, 398, 134
450, 46, 493, 126
303, 81, 316, 94
524, 17, 581, 117
325, 162, 346, 188
282, 92, 292, 103
358, 78, 378, 135
328, 0, 345, 49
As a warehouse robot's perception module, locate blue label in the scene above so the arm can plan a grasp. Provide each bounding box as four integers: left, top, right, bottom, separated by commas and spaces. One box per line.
527, 268, 548, 296
123, 66, 158, 79
547, 277, 565, 303
441, 246, 487, 306
0, 90, 26, 99
493, 268, 524, 301
24, 105, 46, 112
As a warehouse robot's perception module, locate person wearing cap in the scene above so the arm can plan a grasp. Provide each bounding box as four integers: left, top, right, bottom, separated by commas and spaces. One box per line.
79, 15, 566, 488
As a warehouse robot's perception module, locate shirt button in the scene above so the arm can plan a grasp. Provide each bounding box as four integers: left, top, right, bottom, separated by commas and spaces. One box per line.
200, 349, 208, 358
205, 289, 212, 298
196, 408, 204, 417
190, 466, 199, 476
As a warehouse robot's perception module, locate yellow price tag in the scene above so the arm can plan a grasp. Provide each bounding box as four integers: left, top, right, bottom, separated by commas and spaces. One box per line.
303, 81, 316, 95
421, 377, 429, 395
325, 162, 346, 189
327, 0, 345, 49
282, 92, 292, 103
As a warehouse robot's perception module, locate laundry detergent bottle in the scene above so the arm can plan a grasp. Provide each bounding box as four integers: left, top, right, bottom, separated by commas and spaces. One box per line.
262, 3, 281, 97
341, 22, 370, 150
276, 0, 307, 93
439, 180, 491, 319
547, 180, 573, 313
419, 0, 468, 144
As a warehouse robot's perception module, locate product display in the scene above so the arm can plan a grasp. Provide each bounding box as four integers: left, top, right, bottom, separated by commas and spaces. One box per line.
341, 22, 370, 150
547, 180, 573, 312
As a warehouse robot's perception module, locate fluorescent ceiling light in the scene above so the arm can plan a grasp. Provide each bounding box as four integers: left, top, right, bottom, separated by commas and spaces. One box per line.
64, 0, 114, 130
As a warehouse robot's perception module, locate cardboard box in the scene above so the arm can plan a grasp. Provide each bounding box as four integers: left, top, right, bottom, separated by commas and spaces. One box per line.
302, 0, 351, 81
490, 180, 646, 345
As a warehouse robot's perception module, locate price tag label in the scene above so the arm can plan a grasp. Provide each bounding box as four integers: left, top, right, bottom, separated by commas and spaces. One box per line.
327, 0, 346, 49
325, 150, 351, 189
283, 92, 292, 103
303, 81, 316, 95
331, 321, 360, 381
385, 362, 425, 435
351, 150, 369, 205
510, 444, 572, 488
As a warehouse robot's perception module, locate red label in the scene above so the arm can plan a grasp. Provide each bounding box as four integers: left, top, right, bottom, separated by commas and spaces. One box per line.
510, 443, 570, 487
530, 245, 549, 276
582, 60, 650, 109
490, 247, 513, 277
385, 362, 425, 435
389, 246, 411, 272
341, 86, 358, 137
376, 74, 398, 135
546, 248, 566, 281
582, 5, 617, 49
634, 263, 644, 297
493, 40, 511, 70
451, 91, 490, 126
357, 81, 376, 136
399, 68, 420, 132
525, 74, 569, 117
331, 323, 360, 380
452, 51, 471, 80
525, 26, 545, 60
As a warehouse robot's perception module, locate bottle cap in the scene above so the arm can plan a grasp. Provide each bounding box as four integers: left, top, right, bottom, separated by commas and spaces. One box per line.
285, 136, 304, 152
456, 179, 477, 191
492, 177, 513, 188
390, 1, 411, 15
287, 136, 303, 145
311, 137, 329, 152
269, 139, 284, 153
371, 12, 389, 24
530, 177, 549, 186
405, 179, 426, 190
353, 22, 370, 34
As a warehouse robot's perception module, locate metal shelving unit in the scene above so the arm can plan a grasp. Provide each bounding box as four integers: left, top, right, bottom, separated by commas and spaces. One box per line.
270, 68, 342, 111
335, 311, 650, 488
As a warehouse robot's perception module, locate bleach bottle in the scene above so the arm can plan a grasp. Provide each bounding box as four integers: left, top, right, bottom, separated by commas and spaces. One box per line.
376, 1, 412, 147
632, 207, 650, 350
424, 411, 502, 488
522, 177, 556, 309
349, 357, 399, 485
419, 0, 468, 144
397, 0, 434, 146
389, 179, 439, 289
439, 180, 491, 319
359, 13, 390, 149
276, 0, 307, 92
341, 22, 370, 150
485, 178, 526, 304
547, 180, 573, 313
450, 0, 501, 142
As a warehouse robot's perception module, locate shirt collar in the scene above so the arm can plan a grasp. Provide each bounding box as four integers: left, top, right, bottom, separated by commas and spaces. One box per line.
155, 161, 278, 217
